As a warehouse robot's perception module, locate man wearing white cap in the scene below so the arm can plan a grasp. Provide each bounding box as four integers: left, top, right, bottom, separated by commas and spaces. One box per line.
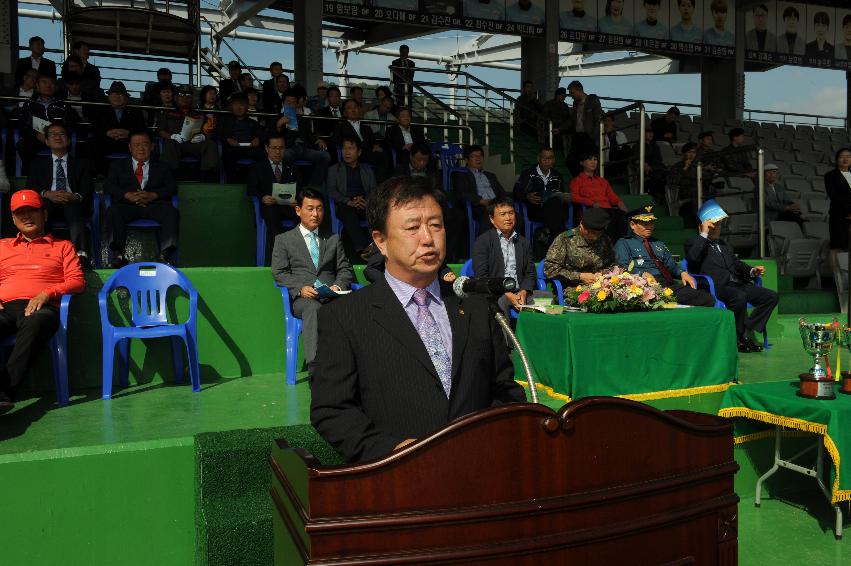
763, 163, 802, 224
684, 200, 778, 353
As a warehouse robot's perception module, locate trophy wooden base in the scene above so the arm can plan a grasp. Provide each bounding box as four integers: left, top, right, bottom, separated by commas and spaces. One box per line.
798, 373, 836, 400
840, 371, 851, 395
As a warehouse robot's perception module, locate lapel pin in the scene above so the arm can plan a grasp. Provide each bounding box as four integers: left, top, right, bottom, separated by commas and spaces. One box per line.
459, 309, 465, 315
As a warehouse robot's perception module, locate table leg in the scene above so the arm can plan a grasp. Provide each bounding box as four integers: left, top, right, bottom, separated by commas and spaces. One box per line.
754, 427, 782, 508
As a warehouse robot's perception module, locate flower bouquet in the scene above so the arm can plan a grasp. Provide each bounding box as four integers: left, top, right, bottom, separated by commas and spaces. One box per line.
565, 267, 676, 313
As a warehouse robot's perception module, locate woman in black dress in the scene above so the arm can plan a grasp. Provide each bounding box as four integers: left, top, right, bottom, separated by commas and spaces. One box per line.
825, 147, 851, 253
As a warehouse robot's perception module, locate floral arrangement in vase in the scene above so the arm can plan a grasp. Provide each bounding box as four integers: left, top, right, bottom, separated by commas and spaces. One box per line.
565, 267, 676, 313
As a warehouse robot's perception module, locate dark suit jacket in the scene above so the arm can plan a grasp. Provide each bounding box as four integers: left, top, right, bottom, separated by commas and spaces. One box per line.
15, 56, 56, 84
391, 163, 441, 193
313, 105, 343, 137
332, 120, 378, 152
684, 236, 754, 288
270, 227, 353, 299
453, 169, 507, 205
26, 154, 94, 202
215, 114, 265, 144
263, 80, 286, 114
825, 169, 851, 220
104, 158, 177, 202
472, 229, 537, 292
96, 106, 146, 137
326, 162, 376, 205
246, 160, 297, 198
218, 78, 240, 104
572, 93, 602, 137
310, 276, 526, 462
384, 124, 426, 155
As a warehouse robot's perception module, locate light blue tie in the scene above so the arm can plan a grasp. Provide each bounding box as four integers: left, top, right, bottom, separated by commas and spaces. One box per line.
308, 232, 322, 287
412, 288, 452, 397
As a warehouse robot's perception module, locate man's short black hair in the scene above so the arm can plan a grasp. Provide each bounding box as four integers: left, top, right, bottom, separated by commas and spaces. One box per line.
538, 146, 555, 156
523, 80, 534, 86
269, 61, 282, 71
728, 127, 745, 140
644, 0, 661, 5
350, 86, 363, 94
488, 196, 516, 217
463, 144, 484, 159
65, 54, 84, 67
341, 135, 362, 150
367, 176, 436, 234
682, 142, 698, 154
567, 80, 584, 91
266, 133, 286, 146
753, 3, 767, 13
400, 44, 410, 52
783, 6, 799, 20
229, 92, 248, 104
63, 71, 82, 85
410, 142, 431, 157
813, 11, 830, 27
43, 122, 68, 137
297, 187, 324, 207
28, 36, 45, 46
326, 86, 341, 97
836, 148, 851, 164
375, 85, 393, 99
343, 98, 360, 112
72, 40, 90, 50
129, 130, 153, 143
844, 14, 851, 27
157, 67, 172, 76
286, 84, 307, 99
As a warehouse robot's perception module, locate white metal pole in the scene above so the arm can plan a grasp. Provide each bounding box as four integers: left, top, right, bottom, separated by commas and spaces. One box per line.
758, 148, 766, 258
639, 106, 646, 195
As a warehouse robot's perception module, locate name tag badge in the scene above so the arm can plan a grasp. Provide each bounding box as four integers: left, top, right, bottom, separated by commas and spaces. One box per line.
636, 259, 644, 265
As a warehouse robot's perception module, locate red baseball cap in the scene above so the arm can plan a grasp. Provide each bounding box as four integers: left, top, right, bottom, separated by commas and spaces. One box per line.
10, 190, 44, 212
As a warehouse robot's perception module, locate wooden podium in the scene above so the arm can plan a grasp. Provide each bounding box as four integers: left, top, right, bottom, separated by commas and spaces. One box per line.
270, 397, 739, 565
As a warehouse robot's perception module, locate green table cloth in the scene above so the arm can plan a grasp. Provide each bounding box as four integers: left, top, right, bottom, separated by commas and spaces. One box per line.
514, 307, 738, 401
719, 381, 851, 504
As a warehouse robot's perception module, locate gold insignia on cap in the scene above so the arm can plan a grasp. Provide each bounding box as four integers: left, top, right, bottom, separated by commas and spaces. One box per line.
631, 204, 657, 222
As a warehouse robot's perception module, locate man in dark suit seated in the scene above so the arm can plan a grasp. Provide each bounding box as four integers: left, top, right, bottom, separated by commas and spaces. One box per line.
16, 75, 79, 176
25, 123, 94, 269
271, 188, 353, 377
14, 35, 56, 85
217, 61, 242, 105
384, 107, 426, 166
94, 81, 146, 173
215, 93, 266, 182
684, 200, 778, 353
513, 147, 571, 246
453, 145, 510, 236
141, 67, 173, 106
313, 86, 344, 139
472, 196, 544, 320
311, 176, 526, 463
247, 134, 300, 253
326, 136, 377, 260
104, 131, 180, 267
261, 61, 286, 112
267, 85, 331, 188
331, 99, 391, 181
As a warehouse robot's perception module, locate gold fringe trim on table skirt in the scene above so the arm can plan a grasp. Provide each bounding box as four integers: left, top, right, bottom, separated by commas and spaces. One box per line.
617, 382, 735, 402
718, 407, 851, 504
516, 380, 571, 402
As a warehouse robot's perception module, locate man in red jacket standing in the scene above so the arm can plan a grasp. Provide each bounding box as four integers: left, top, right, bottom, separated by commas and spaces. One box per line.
0, 190, 85, 413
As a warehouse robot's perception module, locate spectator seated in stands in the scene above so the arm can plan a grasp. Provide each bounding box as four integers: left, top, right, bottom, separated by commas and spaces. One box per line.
473, 196, 547, 320
25, 123, 94, 269
314, 85, 344, 137
455, 144, 510, 236
94, 81, 146, 172
632, 128, 668, 203
150, 81, 176, 126
10, 68, 38, 114
372, 86, 394, 112
667, 142, 700, 226
216, 93, 266, 182
650, 106, 680, 143
696, 130, 721, 175
245, 88, 262, 115
825, 147, 851, 253
602, 115, 630, 181
218, 61, 242, 104
157, 84, 219, 181
271, 187, 353, 377
104, 131, 179, 267
566, 80, 603, 176
59, 72, 93, 124
685, 201, 778, 353
267, 85, 330, 188
384, 107, 426, 165
247, 134, 300, 248
199, 84, 219, 113
543, 207, 616, 289
764, 163, 803, 225
514, 80, 542, 137
15, 35, 56, 85
306, 83, 328, 112
614, 205, 714, 307
262, 61, 287, 113
349, 86, 366, 117
332, 98, 392, 181
721, 127, 756, 180
570, 152, 628, 239
141, 67, 173, 106
237, 73, 255, 98
513, 147, 571, 245
364, 95, 397, 140
326, 136, 376, 260
16, 74, 80, 176
542, 87, 572, 158
0, 190, 85, 414
393, 143, 465, 262
67, 41, 101, 98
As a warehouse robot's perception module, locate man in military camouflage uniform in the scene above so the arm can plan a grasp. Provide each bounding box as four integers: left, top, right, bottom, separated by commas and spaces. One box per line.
543, 207, 616, 287
614, 205, 715, 307
157, 85, 219, 180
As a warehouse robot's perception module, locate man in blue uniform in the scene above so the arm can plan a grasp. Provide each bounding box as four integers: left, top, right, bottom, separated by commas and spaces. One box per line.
615, 205, 715, 307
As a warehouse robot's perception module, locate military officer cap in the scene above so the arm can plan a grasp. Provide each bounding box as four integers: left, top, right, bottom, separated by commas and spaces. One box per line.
581, 207, 610, 230
627, 204, 657, 223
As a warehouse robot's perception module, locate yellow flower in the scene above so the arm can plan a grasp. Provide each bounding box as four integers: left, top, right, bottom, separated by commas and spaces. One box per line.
645, 274, 657, 285
596, 290, 607, 301
575, 285, 583, 292
663, 287, 674, 297
592, 282, 601, 289
610, 276, 620, 285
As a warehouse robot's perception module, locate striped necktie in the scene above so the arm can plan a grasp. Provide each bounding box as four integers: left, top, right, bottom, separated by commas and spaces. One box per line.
55, 158, 67, 191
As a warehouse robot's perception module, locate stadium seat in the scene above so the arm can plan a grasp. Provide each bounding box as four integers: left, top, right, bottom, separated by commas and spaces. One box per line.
0, 294, 73, 406
784, 178, 811, 193
814, 163, 832, 176
536, 262, 564, 306
274, 283, 302, 386
791, 163, 816, 176
99, 263, 200, 399
803, 199, 828, 223
251, 196, 297, 266
768, 221, 822, 286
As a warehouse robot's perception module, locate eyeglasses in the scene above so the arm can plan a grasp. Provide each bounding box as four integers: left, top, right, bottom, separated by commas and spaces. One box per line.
47, 132, 68, 138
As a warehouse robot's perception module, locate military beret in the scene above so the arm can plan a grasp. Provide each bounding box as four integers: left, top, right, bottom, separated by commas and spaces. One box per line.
582, 208, 610, 231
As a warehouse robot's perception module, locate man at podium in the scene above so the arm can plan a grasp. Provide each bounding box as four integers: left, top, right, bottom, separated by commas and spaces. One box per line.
310, 176, 526, 462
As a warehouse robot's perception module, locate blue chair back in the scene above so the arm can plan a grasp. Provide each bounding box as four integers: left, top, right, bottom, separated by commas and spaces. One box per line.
461, 259, 473, 277
101, 263, 197, 328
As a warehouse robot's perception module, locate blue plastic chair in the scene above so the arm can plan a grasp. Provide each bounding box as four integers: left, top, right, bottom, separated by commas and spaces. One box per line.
461, 259, 473, 277
0, 295, 72, 406
251, 196, 297, 266
274, 283, 302, 386
99, 263, 200, 399
681, 259, 770, 350
327, 198, 369, 238
536, 261, 565, 306
103, 193, 180, 265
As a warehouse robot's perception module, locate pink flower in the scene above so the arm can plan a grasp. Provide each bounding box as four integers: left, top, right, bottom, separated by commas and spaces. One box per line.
578, 290, 591, 303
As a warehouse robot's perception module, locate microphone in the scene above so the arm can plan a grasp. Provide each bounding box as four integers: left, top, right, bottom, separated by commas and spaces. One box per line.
452, 276, 518, 298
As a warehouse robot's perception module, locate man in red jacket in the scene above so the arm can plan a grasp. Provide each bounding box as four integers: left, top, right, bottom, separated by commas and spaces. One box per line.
0, 190, 85, 413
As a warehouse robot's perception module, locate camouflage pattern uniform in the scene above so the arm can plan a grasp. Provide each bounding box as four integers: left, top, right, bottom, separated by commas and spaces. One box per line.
543, 228, 616, 287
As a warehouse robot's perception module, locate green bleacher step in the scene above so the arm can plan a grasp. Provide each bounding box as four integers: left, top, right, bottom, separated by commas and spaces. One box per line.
778, 290, 839, 314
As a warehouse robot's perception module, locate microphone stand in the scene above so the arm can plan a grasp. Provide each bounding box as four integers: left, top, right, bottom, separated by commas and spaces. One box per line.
493, 311, 540, 404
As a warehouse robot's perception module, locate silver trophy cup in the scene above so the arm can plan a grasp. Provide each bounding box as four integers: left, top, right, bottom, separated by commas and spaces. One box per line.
798, 318, 838, 380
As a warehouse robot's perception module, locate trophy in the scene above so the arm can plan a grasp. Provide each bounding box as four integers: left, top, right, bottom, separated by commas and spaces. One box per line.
837, 326, 851, 395
798, 318, 838, 400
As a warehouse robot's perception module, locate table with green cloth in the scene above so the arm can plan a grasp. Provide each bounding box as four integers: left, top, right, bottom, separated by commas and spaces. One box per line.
514, 307, 738, 401
718, 381, 851, 505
